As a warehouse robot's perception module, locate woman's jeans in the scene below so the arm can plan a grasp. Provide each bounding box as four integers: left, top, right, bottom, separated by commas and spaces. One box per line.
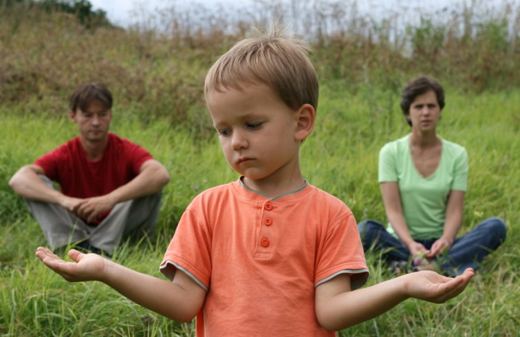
358, 217, 507, 276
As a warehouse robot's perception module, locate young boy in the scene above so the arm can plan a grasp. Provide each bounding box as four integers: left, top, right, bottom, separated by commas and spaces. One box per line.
36, 32, 474, 336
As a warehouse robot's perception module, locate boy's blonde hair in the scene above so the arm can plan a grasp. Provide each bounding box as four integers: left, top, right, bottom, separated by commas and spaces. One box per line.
204, 32, 319, 110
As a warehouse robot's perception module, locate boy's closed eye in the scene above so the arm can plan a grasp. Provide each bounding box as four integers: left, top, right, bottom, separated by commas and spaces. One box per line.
216, 121, 264, 137
245, 121, 264, 130
217, 127, 231, 137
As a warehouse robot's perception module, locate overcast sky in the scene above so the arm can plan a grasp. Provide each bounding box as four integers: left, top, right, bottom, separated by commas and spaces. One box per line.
89, 0, 234, 26
89, 0, 517, 28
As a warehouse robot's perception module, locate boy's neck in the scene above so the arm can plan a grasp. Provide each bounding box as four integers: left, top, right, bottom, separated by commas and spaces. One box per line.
241, 174, 307, 200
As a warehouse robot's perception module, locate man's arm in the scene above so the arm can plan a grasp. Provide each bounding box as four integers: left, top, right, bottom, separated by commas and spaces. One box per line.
75, 159, 170, 222
35, 247, 205, 322
315, 269, 474, 331
428, 190, 464, 258
108, 159, 170, 203
380, 182, 428, 256
9, 165, 81, 211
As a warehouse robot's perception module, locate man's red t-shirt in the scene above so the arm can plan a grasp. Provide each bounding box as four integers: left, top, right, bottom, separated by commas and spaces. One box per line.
35, 133, 153, 222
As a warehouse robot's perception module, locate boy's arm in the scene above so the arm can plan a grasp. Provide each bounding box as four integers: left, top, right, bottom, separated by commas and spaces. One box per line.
315, 269, 474, 331
35, 247, 205, 322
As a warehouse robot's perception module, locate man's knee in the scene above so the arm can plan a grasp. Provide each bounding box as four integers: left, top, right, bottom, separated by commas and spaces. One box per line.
36, 174, 54, 187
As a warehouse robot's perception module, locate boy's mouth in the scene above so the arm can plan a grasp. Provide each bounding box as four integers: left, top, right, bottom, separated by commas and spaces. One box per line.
236, 157, 254, 165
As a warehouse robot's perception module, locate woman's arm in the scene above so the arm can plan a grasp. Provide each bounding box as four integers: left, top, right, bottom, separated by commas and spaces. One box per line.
36, 247, 206, 322
380, 182, 427, 256
428, 190, 464, 257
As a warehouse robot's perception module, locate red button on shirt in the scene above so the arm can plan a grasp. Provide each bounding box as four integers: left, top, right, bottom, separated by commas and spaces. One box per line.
264, 218, 273, 226
260, 237, 270, 247
264, 202, 273, 211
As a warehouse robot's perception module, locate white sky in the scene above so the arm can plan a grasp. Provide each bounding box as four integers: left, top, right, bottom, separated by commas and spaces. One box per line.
89, 0, 232, 26
89, 0, 517, 28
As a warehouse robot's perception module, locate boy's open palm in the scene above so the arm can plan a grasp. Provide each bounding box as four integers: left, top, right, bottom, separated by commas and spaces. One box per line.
404, 268, 474, 303
35, 247, 106, 282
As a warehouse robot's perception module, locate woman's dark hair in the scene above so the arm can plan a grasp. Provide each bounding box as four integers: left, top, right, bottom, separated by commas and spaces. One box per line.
69, 82, 113, 112
400, 76, 445, 126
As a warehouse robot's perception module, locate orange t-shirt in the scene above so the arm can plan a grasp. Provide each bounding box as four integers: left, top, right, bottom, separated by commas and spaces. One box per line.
160, 180, 368, 337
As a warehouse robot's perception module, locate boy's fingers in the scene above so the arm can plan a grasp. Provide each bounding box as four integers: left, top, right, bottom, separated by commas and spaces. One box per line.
435, 269, 474, 302
68, 249, 84, 262
35, 246, 56, 261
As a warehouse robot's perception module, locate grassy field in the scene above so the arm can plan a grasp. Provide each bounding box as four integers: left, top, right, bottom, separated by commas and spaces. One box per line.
1, 1, 520, 336
1, 86, 518, 336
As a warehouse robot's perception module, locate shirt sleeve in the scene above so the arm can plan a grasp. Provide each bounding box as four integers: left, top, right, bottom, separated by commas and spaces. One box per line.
378, 142, 397, 182
314, 209, 368, 290
124, 140, 153, 174
451, 147, 468, 191
160, 196, 212, 290
34, 145, 67, 181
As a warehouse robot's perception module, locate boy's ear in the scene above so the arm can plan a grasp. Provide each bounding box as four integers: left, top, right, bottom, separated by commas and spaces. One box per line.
68, 110, 76, 121
294, 104, 316, 141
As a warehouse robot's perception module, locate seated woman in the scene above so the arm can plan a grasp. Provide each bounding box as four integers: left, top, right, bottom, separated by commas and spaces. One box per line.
359, 76, 507, 276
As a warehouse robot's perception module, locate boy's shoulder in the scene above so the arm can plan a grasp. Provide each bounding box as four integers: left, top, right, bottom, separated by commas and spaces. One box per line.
188, 181, 236, 204
309, 185, 354, 218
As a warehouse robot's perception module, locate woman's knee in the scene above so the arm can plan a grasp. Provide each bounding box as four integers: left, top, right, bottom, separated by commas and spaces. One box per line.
480, 217, 507, 245
358, 219, 384, 238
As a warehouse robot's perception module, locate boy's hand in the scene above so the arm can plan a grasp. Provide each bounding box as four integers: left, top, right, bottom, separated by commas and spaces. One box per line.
403, 268, 474, 303
35, 247, 107, 282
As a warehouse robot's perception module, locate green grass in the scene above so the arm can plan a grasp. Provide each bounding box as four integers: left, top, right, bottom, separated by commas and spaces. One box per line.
1, 86, 519, 336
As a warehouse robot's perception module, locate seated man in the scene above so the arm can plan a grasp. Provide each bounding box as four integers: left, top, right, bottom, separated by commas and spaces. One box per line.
9, 83, 170, 256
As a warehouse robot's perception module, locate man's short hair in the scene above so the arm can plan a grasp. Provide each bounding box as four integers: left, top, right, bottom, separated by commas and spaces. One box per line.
69, 82, 113, 112
400, 76, 445, 126
204, 32, 319, 110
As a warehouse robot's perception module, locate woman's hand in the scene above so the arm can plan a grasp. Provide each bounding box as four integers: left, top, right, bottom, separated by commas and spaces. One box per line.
427, 237, 453, 258
402, 268, 474, 303
408, 241, 429, 257
35, 247, 108, 282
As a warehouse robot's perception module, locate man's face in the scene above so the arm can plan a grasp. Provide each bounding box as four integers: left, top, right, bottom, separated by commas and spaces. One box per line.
70, 100, 112, 143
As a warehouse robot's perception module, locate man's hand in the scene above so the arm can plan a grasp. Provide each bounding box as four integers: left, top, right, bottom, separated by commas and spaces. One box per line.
60, 196, 84, 213
35, 247, 108, 282
74, 195, 116, 223
402, 268, 474, 303
427, 237, 453, 258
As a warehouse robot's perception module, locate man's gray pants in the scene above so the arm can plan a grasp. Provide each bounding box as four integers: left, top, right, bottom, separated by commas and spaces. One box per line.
26, 176, 161, 255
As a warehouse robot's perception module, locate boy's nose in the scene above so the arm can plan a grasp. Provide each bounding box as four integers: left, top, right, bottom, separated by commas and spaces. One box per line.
231, 131, 248, 150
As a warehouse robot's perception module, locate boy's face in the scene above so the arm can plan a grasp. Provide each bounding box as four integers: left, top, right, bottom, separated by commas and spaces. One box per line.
69, 100, 112, 144
206, 83, 313, 185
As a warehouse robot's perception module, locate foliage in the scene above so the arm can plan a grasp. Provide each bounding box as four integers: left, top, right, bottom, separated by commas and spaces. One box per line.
0, 0, 519, 133
0, 0, 111, 28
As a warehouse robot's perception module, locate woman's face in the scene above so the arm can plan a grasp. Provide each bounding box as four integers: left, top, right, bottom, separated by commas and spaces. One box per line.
407, 90, 441, 131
